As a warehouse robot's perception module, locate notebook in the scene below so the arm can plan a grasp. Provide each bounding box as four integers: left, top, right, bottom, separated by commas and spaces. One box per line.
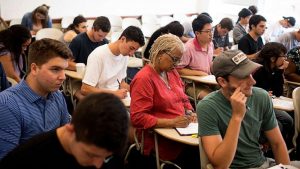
175, 123, 198, 136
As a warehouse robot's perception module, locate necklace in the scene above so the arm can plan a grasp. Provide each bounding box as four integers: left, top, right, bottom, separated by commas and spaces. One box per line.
160, 71, 171, 90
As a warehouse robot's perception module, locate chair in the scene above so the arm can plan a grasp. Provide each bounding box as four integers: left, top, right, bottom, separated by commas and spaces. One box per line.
35, 28, 63, 40
141, 14, 159, 25
61, 16, 75, 29
110, 31, 122, 42
141, 23, 160, 38
86, 19, 95, 30
122, 18, 141, 30
199, 137, 214, 169
292, 87, 300, 149
9, 18, 22, 26
159, 16, 174, 27
107, 15, 123, 32
173, 13, 188, 24
6, 77, 18, 86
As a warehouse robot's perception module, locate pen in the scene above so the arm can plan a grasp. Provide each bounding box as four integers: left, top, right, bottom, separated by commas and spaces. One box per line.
117, 79, 121, 89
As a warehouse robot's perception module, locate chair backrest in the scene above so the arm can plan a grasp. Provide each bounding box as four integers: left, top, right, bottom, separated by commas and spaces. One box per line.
122, 18, 141, 30
141, 14, 159, 25
107, 15, 123, 32
292, 87, 300, 148
141, 23, 160, 38
9, 18, 22, 26
61, 16, 75, 29
110, 31, 122, 43
86, 19, 95, 31
199, 137, 214, 169
159, 16, 174, 27
35, 28, 63, 41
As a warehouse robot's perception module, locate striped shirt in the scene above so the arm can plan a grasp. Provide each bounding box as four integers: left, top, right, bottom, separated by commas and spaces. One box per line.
0, 79, 70, 159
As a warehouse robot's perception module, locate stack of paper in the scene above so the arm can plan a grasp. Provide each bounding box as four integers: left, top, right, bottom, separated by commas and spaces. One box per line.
175, 123, 198, 136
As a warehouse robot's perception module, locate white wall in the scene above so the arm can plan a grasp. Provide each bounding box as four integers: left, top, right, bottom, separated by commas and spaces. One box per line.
0, 0, 198, 20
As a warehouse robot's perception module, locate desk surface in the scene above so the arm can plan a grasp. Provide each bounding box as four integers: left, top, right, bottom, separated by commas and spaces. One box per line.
154, 128, 198, 146
181, 75, 218, 85
64, 70, 130, 107
272, 96, 294, 112
65, 70, 83, 80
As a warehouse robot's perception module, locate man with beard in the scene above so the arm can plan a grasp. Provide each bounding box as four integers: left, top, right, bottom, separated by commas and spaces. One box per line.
197, 50, 300, 168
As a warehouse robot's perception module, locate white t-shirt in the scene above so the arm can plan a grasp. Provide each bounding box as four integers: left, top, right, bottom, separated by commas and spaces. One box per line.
82, 44, 128, 90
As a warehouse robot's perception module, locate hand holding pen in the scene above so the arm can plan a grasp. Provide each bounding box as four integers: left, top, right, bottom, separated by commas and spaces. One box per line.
185, 109, 197, 123
116, 79, 128, 99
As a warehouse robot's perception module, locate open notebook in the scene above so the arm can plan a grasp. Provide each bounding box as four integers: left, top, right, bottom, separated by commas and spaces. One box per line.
175, 123, 198, 136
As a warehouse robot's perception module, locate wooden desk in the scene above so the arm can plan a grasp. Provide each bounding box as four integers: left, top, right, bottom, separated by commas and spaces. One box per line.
153, 128, 199, 168
181, 75, 218, 85
272, 96, 294, 112
154, 128, 198, 146
181, 75, 218, 108
65, 70, 83, 80
64, 70, 131, 107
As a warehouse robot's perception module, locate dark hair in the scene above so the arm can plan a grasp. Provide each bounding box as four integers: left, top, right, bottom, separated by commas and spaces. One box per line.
66, 15, 87, 33
93, 16, 111, 32
143, 21, 183, 59
200, 12, 212, 19
192, 14, 213, 33
0, 25, 31, 68
119, 26, 145, 46
72, 93, 129, 155
32, 4, 50, 28
257, 42, 287, 72
248, 5, 258, 15
27, 38, 72, 74
219, 17, 233, 31
249, 15, 266, 30
236, 8, 252, 23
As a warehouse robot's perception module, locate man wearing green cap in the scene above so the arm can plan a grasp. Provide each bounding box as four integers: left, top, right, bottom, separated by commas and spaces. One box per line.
197, 50, 300, 168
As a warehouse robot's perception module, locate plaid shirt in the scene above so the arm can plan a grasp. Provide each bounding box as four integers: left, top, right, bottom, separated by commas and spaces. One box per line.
287, 46, 300, 74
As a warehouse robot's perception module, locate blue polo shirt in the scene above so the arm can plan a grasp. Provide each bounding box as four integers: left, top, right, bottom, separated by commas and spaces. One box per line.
0, 80, 71, 159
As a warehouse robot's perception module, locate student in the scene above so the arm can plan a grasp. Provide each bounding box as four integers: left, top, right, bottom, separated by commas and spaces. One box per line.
0, 38, 72, 159
81, 26, 145, 99
212, 17, 234, 51
130, 34, 199, 169
21, 4, 52, 35
275, 29, 300, 52
143, 21, 184, 60
265, 16, 296, 42
197, 50, 300, 169
0, 93, 129, 169
0, 25, 31, 83
285, 46, 300, 82
176, 14, 215, 100
248, 5, 258, 15
68, 16, 111, 70
233, 8, 252, 44
253, 42, 293, 147
238, 15, 267, 59
61, 15, 87, 46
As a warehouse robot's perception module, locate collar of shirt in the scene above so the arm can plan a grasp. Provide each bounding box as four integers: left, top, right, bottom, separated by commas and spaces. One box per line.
18, 80, 54, 103
193, 37, 204, 52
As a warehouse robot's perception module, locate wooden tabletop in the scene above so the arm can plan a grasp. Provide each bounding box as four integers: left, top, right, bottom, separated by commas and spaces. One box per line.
154, 128, 199, 146
272, 96, 294, 112
64, 70, 83, 80
181, 75, 218, 85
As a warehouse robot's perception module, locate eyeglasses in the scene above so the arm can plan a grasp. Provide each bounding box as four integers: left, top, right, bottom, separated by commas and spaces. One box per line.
164, 52, 181, 65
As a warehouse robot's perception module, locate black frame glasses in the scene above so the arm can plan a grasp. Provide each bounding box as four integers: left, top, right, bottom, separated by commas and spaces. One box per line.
164, 52, 181, 65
